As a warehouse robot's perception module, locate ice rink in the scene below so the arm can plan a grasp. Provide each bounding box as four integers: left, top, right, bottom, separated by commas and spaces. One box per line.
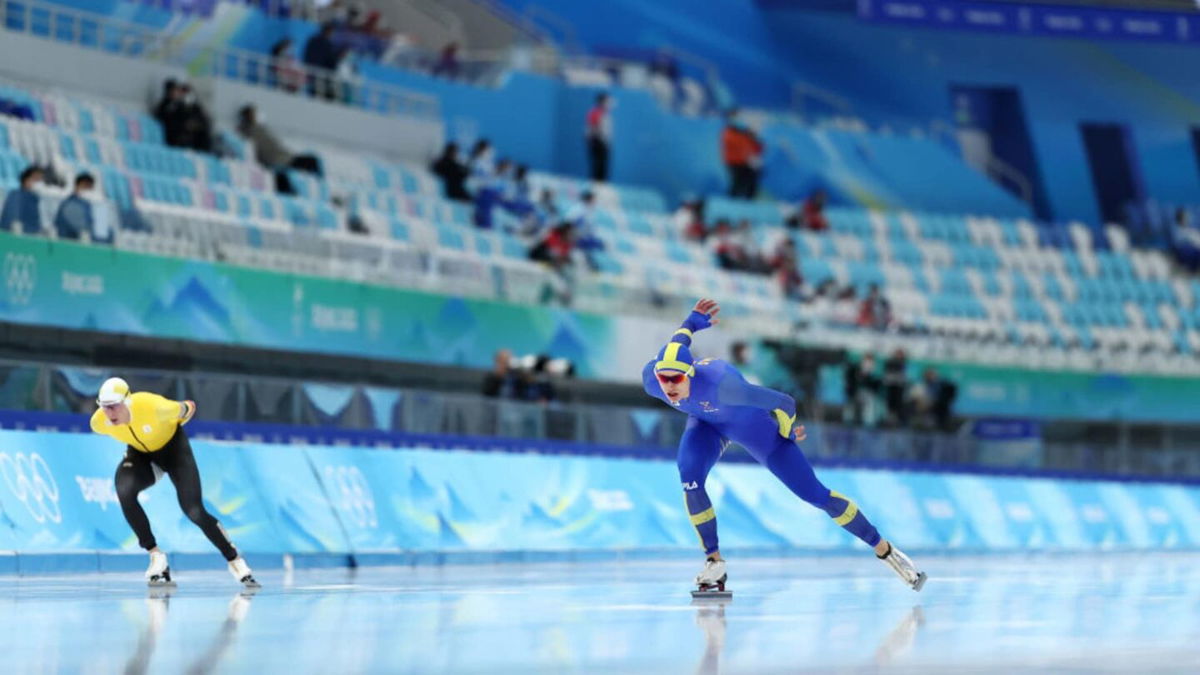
1, 553, 1198, 673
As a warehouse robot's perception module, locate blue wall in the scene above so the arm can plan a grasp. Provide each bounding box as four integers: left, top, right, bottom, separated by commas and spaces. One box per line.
499, 0, 1200, 220
2, 429, 1199, 573
760, 10, 1200, 223
496, 0, 795, 108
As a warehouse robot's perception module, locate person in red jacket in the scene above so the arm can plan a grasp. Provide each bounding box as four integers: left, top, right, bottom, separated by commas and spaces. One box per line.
721, 108, 763, 199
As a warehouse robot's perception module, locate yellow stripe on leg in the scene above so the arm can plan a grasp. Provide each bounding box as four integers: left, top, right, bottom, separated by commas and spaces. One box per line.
829, 490, 859, 526
689, 507, 716, 525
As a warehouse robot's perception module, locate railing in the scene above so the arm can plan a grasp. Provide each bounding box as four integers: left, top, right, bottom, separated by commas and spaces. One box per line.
930, 119, 1035, 204
0, 0, 175, 59
0, 0, 440, 121
3, 358, 1199, 479
791, 81, 855, 122
173, 43, 441, 119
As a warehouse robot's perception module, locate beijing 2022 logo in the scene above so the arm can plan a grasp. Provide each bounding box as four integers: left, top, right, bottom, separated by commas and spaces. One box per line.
0, 452, 62, 524
3, 253, 36, 306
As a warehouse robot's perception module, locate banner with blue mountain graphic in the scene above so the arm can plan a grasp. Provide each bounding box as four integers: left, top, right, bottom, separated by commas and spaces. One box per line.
7, 233, 1200, 420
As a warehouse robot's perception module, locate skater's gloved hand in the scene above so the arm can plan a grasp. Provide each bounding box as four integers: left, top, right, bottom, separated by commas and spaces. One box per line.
179, 400, 196, 424
772, 408, 796, 439
681, 298, 721, 334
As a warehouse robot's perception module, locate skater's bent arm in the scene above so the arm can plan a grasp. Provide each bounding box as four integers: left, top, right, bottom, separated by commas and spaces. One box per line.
89, 409, 107, 434
147, 393, 195, 425
717, 367, 797, 436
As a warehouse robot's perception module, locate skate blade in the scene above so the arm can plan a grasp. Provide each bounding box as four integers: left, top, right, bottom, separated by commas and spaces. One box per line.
147, 579, 177, 588
911, 572, 927, 592
691, 590, 732, 600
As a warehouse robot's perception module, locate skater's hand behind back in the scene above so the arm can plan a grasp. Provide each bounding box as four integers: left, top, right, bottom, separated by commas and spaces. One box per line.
682, 298, 721, 333
794, 425, 807, 442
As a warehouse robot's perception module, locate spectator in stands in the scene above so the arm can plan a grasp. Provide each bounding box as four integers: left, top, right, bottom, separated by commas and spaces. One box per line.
858, 283, 893, 331
843, 352, 881, 427
467, 139, 495, 194
269, 38, 306, 93
770, 236, 804, 299
482, 349, 526, 399
529, 188, 559, 235
178, 84, 214, 153
585, 93, 613, 182
788, 189, 830, 232
154, 79, 188, 149
155, 80, 212, 153
1170, 207, 1200, 273
473, 157, 510, 229
504, 164, 536, 219
709, 219, 747, 271
674, 199, 707, 242
430, 142, 470, 202
882, 349, 909, 427
911, 368, 956, 431
721, 108, 763, 199
237, 105, 322, 194
735, 219, 773, 274
335, 46, 362, 104
432, 42, 461, 79
304, 22, 341, 100
805, 279, 838, 325
53, 173, 103, 243
529, 221, 578, 305
564, 190, 605, 270
831, 285, 859, 325
0, 165, 43, 235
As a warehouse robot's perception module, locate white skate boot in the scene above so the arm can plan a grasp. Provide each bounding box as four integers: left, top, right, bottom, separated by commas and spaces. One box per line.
228, 557, 261, 591
691, 558, 731, 599
878, 542, 927, 591
146, 550, 174, 587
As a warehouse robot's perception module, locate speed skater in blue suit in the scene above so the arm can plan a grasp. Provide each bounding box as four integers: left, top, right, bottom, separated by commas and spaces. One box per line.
643, 299, 927, 594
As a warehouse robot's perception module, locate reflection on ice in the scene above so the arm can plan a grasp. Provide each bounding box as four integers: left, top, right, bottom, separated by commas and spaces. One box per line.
0, 553, 1197, 673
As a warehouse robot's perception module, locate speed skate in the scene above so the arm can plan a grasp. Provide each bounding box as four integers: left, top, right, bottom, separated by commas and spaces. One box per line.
691, 558, 732, 600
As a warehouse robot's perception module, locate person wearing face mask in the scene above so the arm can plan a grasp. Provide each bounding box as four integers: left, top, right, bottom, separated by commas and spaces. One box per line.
237, 105, 322, 194
585, 92, 613, 182
430, 142, 470, 202
466, 139, 495, 195
1, 165, 44, 235
53, 172, 106, 243
644, 299, 926, 597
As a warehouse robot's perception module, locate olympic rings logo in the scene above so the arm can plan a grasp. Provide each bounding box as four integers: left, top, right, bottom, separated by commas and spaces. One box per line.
0, 452, 62, 524
323, 465, 377, 529
3, 253, 36, 306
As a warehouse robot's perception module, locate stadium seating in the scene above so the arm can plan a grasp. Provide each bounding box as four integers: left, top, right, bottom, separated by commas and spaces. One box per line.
3, 74, 1200, 377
